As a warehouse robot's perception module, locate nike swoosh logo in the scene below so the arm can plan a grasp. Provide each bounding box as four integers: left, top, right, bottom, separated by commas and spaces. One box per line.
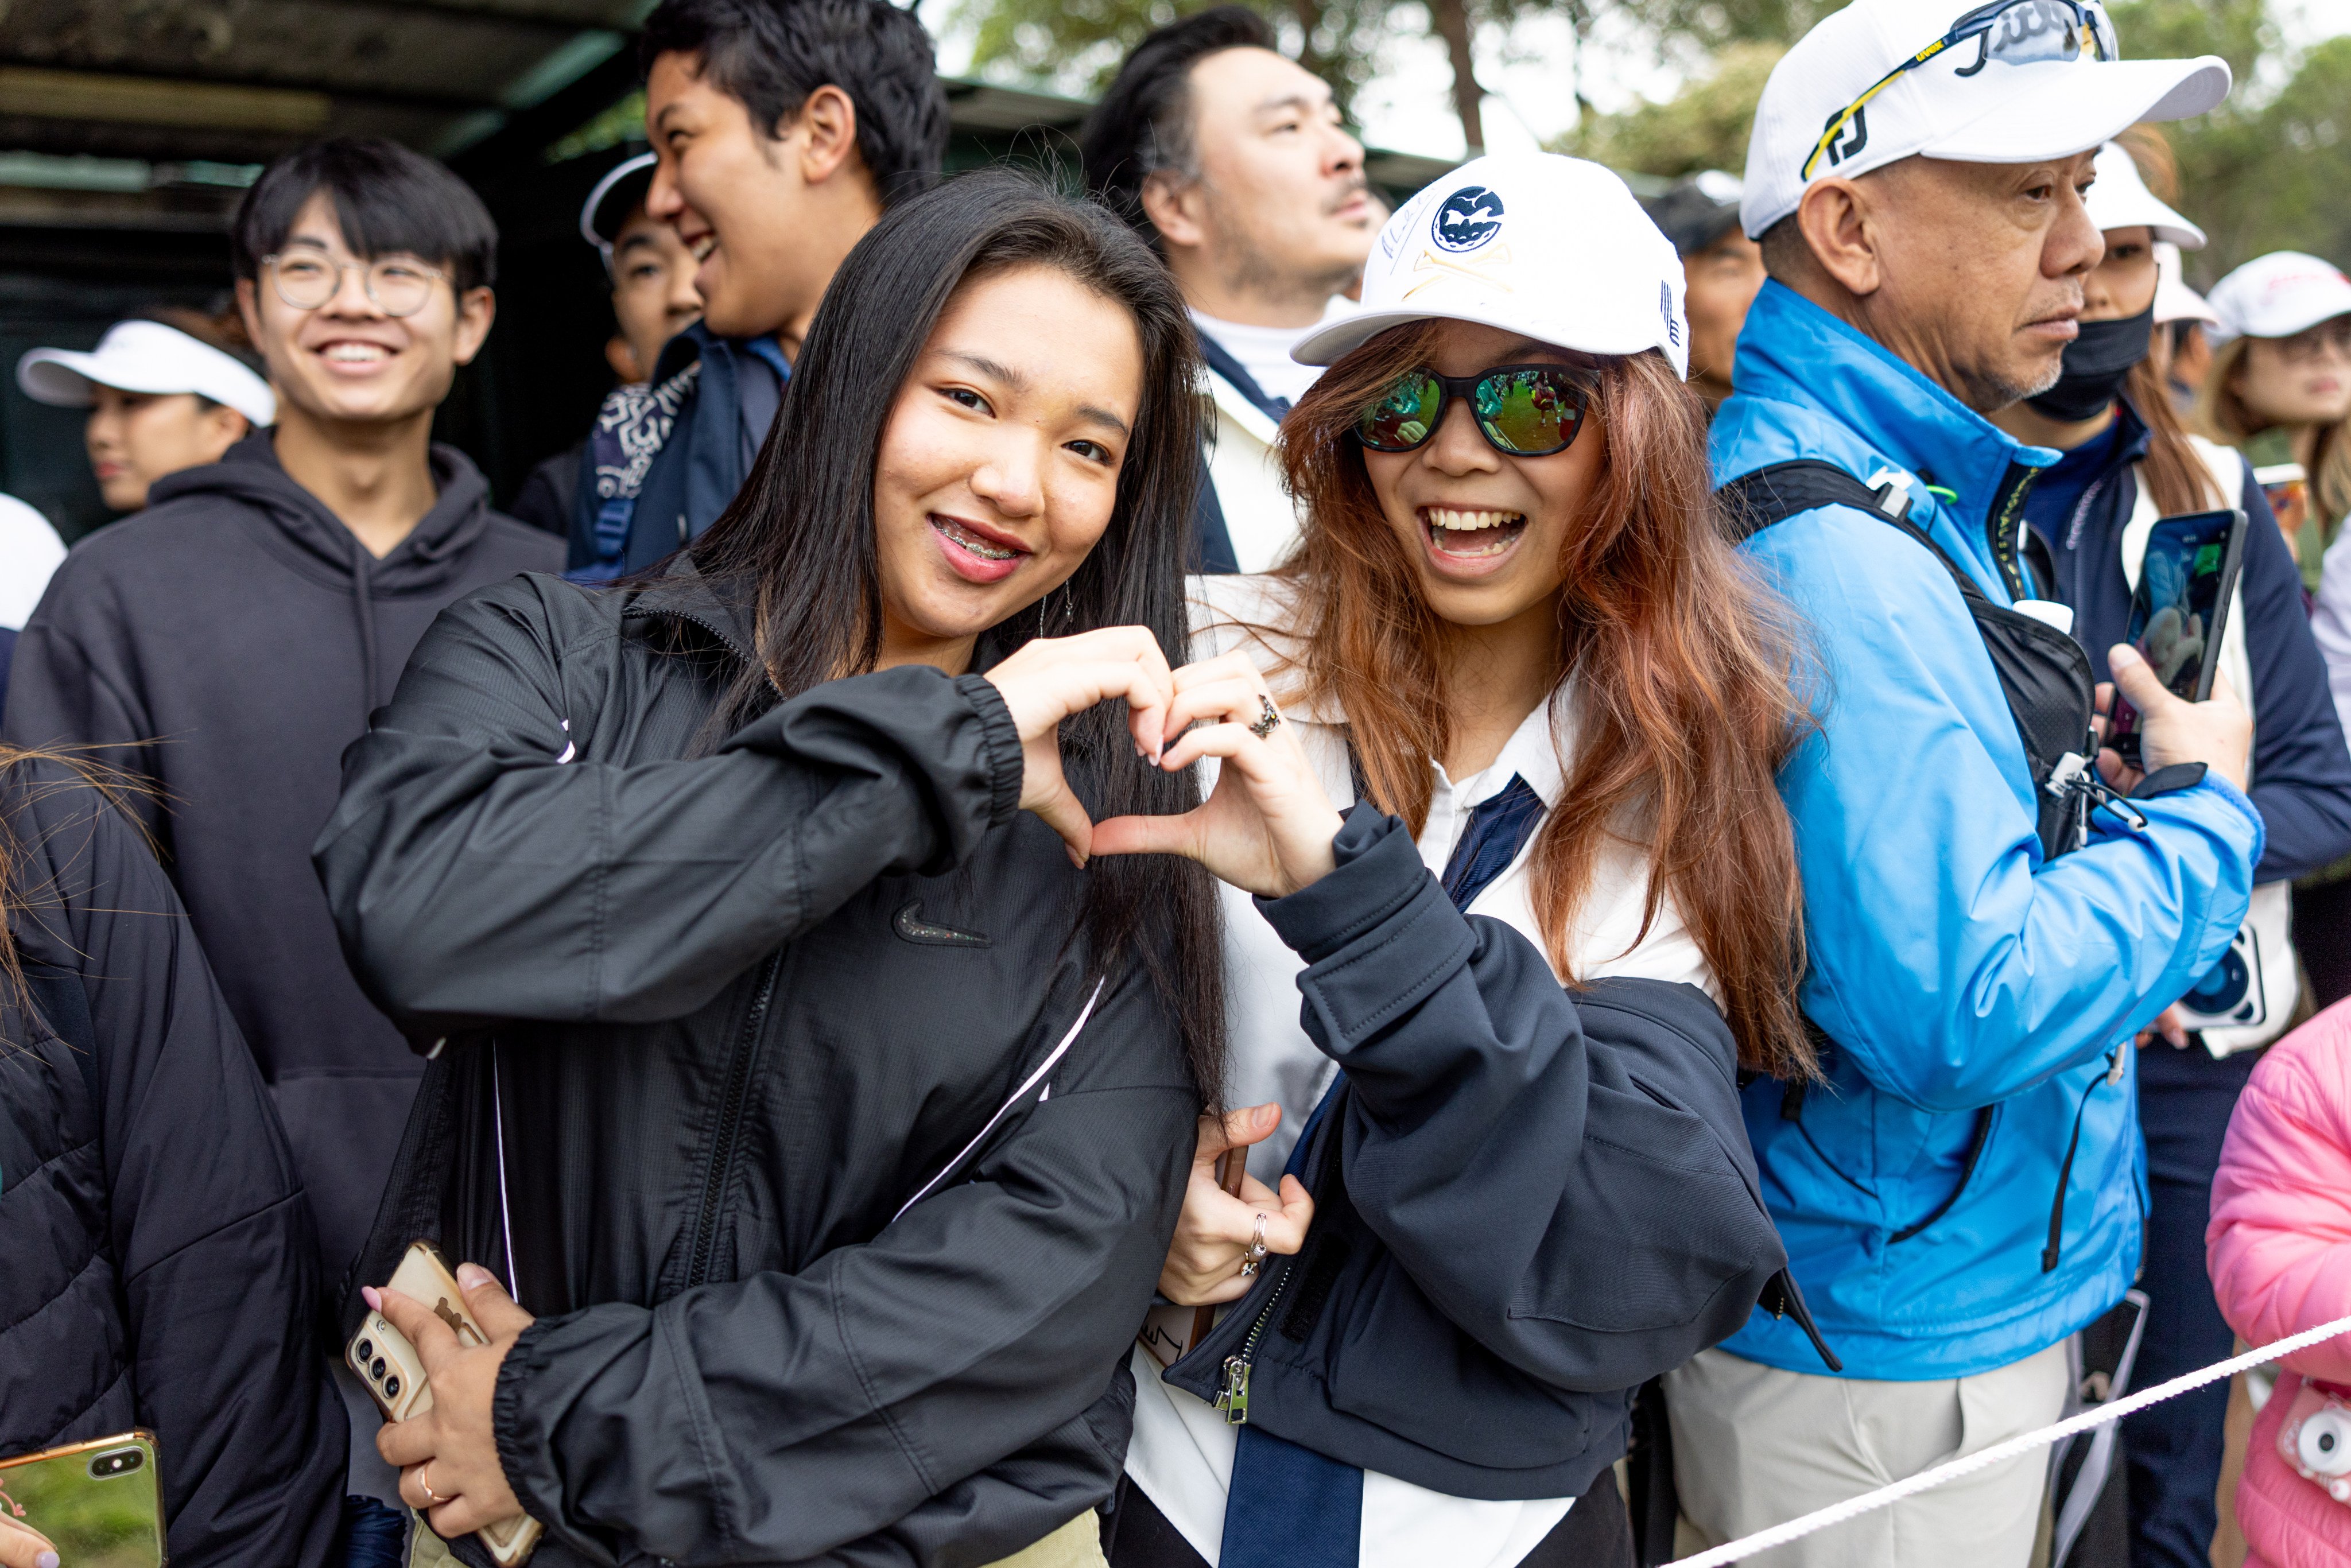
893, 899, 991, 949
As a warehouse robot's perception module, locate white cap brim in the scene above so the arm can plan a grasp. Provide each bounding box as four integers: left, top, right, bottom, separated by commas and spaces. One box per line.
1922, 57, 2230, 166
16, 324, 275, 427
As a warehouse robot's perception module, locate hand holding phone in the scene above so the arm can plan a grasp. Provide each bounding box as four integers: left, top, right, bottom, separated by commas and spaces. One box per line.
2106, 508, 2247, 767
351, 1243, 542, 1565
0, 1434, 164, 1567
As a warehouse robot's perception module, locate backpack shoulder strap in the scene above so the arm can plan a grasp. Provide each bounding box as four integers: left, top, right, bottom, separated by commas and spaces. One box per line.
1720, 460, 1992, 610
1718, 460, 1900, 541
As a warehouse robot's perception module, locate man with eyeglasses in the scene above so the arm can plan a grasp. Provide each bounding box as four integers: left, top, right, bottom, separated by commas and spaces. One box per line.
1655, 4, 2263, 1563
2, 142, 560, 1506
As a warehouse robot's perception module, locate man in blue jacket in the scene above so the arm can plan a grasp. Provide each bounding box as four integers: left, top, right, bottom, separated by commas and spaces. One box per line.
1662, 2, 2261, 1563
565, 0, 946, 579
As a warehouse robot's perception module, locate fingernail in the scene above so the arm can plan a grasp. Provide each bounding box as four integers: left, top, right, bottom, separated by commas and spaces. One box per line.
39, 1551, 59, 1568
457, 1263, 496, 1291
362, 1286, 381, 1310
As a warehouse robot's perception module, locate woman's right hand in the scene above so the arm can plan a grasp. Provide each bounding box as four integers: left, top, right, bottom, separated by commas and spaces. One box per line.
980, 627, 1177, 866
1160, 1104, 1316, 1306
0, 1513, 58, 1568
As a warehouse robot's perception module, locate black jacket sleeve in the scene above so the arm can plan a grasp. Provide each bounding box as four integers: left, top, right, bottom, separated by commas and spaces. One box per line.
2233, 461, 2351, 880
314, 579, 1023, 1027
10, 763, 347, 1568
488, 961, 1197, 1566
1255, 806, 1779, 1392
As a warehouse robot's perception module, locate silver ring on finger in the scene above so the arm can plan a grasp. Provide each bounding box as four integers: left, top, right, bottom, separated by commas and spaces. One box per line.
1238, 1212, 1270, 1277
1248, 695, 1280, 740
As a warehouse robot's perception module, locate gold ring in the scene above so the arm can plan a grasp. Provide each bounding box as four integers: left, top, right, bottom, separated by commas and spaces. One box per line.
418, 1472, 444, 1506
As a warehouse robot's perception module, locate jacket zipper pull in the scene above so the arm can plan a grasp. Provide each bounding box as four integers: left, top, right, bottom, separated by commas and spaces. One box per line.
1215, 1356, 1251, 1425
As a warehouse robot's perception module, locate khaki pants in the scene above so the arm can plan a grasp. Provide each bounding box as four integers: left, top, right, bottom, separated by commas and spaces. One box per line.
412, 1509, 1105, 1567
1663, 1341, 2069, 1568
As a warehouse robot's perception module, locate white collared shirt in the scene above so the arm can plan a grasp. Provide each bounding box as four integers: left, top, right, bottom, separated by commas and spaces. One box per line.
1124, 576, 1717, 1568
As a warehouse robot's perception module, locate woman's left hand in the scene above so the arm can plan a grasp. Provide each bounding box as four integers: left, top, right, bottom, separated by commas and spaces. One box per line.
1091, 653, 1344, 897
370, 1265, 535, 1541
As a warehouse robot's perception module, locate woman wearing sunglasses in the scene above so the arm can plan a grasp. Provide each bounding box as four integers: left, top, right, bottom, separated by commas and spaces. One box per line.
316, 173, 1223, 1567
1093, 154, 1818, 1568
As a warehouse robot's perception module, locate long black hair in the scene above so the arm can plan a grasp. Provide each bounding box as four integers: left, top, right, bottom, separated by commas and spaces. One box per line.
691, 168, 1224, 1103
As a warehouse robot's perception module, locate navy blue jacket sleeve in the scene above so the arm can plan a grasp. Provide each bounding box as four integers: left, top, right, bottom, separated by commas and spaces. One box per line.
2234, 460, 2351, 880
1252, 806, 1780, 1390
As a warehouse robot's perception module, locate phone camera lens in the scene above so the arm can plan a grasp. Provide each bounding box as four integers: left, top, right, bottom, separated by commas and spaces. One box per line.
383, 1376, 401, 1398
371, 1357, 388, 1381
355, 1338, 374, 1363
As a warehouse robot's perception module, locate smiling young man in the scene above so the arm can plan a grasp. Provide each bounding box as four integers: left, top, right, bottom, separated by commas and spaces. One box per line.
2, 140, 561, 1364
1657, 5, 2264, 1564
1083, 7, 1379, 573
567, 0, 947, 580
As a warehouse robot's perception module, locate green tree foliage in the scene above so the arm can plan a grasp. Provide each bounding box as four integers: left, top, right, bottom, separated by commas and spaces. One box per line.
1553, 39, 1781, 175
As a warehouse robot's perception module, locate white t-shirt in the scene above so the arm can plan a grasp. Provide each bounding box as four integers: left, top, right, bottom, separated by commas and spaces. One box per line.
1124, 576, 1718, 1568
0, 494, 65, 631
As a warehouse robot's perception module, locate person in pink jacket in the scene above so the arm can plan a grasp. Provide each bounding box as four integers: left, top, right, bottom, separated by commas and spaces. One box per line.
2209, 995, 2351, 1566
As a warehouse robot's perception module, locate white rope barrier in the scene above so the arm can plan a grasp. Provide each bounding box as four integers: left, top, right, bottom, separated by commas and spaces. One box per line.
1667, 1310, 2351, 1566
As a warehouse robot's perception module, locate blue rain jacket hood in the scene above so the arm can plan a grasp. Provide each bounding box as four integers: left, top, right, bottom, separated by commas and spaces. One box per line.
1714, 282, 2265, 1379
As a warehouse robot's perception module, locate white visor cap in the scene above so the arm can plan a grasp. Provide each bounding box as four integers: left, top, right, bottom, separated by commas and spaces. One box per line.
1742, 0, 2230, 239
17, 320, 274, 427
2205, 251, 2351, 346
2084, 141, 2203, 247
1294, 153, 1689, 379
2152, 243, 2218, 327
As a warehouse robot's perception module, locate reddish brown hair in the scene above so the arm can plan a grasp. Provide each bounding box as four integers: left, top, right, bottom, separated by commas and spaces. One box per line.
1272, 323, 1815, 1078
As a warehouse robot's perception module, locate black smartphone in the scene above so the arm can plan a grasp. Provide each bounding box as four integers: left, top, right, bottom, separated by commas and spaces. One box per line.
2108, 508, 2247, 766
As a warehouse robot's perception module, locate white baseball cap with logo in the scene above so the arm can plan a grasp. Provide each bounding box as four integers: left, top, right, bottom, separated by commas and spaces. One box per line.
1742, 0, 2230, 240
18, 319, 276, 427
2204, 251, 2351, 346
2082, 141, 2203, 247
1293, 152, 1689, 378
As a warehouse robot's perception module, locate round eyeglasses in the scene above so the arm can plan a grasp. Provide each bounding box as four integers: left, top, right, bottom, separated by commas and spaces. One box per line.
263, 252, 448, 317
1355, 365, 1593, 457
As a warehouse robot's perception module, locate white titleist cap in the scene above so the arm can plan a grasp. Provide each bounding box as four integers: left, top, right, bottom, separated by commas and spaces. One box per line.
2152, 243, 2218, 328
2084, 142, 2203, 247
2205, 251, 2351, 345
1742, 0, 2231, 238
1294, 153, 1689, 378
17, 319, 275, 426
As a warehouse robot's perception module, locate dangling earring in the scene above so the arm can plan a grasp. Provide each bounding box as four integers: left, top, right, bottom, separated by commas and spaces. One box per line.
1038, 583, 1075, 639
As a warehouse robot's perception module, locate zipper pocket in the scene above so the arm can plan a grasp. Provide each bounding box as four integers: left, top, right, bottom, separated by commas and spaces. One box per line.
1214, 1260, 1297, 1426
687, 953, 782, 1288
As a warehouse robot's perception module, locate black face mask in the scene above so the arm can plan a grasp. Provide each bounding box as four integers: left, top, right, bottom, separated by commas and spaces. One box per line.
2027, 305, 2155, 422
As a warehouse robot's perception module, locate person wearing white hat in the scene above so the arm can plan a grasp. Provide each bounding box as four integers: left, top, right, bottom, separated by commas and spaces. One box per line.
1096, 152, 1820, 1568
17, 312, 275, 514
2195, 251, 2351, 585
2155, 242, 2220, 406
1986, 139, 2351, 1568
1660, 6, 2263, 1565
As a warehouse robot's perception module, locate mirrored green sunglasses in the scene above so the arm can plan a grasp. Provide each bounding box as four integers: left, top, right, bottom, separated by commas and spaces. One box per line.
1355, 364, 1593, 457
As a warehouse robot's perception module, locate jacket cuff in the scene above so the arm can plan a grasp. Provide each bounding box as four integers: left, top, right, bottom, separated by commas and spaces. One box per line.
1254, 803, 1425, 965
491, 1317, 561, 1539
955, 673, 1025, 830
1256, 804, 1476, 1052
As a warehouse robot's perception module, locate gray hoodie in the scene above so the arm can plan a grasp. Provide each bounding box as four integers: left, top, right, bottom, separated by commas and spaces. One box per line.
2, 432, 561, 1284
